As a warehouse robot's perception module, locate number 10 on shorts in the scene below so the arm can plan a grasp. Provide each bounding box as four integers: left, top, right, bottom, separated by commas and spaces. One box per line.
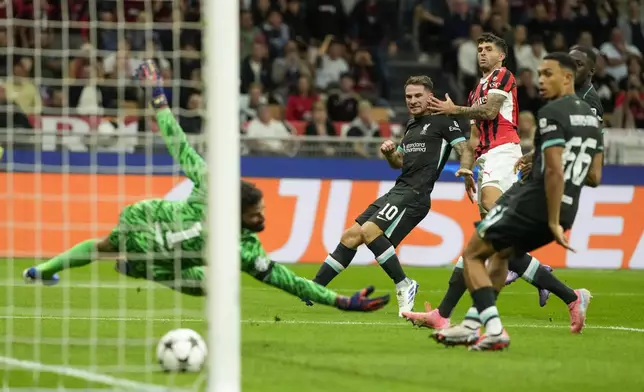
378, 203, 399, 221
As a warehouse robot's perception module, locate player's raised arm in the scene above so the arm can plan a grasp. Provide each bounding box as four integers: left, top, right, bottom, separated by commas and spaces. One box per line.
136, 60, 206, 188
585, 128, 604, 187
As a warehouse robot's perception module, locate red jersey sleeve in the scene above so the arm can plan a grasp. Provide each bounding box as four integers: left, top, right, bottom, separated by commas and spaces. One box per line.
487, 68, 516, 98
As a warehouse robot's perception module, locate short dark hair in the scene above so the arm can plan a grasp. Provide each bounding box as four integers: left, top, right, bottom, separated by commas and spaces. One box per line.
241, 180, 263, 213
570, 45, 597, 65
404, 75, 433, 91
544, 52, 577, 76
476, 33, 508, 55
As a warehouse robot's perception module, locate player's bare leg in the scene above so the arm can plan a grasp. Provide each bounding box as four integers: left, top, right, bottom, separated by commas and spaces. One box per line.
311, 223, 363, 287
461, 234, 509, 351
361, 221, 418, 316
23, 237, 117, 285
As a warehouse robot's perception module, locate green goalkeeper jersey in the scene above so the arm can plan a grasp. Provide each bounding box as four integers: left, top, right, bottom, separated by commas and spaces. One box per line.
145, 110, 338, 306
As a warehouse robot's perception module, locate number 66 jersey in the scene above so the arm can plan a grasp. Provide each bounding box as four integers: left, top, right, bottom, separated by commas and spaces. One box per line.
507, 94, 602, 228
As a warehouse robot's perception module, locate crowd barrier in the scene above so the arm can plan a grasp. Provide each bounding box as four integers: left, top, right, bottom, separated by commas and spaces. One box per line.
1, 151, 643, 269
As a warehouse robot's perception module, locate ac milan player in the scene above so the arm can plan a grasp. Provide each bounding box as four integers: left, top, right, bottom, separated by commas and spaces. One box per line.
403, 33, 564, 330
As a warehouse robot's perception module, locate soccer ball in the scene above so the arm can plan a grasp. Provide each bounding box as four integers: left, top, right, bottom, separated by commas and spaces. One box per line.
156, 328, 207, 372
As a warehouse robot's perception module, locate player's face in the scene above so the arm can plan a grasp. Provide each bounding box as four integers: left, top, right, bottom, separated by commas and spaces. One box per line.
537, 60, 567, 99
242, 198, 266, 232
569, 50, 590, 85
404, 84, 431, 116
477, 42, 504, 72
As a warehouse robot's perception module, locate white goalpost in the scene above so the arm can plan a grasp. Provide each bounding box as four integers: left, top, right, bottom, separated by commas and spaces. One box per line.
206, 0, 241, 390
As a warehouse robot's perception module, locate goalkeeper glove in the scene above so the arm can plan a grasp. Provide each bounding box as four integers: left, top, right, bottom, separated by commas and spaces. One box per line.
335, 286, 390, 312
135, 59, 168, 109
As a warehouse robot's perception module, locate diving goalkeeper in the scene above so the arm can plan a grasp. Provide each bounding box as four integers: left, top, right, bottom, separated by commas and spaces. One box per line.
22, 60, 390, 313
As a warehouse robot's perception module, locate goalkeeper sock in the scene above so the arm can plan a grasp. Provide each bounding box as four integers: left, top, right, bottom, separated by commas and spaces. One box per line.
313, 243, 356, 286
437, 257, 467, 318
366, 235, 406, 284
35, 239, 98, 279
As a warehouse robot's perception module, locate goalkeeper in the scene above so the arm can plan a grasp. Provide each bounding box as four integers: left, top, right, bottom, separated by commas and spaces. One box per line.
22, 60, 390, 313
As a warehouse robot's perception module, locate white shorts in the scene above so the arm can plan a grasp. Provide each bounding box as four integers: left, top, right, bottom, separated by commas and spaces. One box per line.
476, 143, 523, 214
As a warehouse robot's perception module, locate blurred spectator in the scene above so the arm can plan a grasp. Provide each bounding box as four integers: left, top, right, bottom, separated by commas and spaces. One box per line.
458, 24, 483, 97
252, 0, 274, 25
97, 10, 119, 51
0, 30, 8, 76
346, 100, 380, 158
69, 43, 104, 113
262, 9, 291, 60
240, 83, 268, 123
241, 10, 264, 60
304, 101, 337, 156
271, 40, 312, 103
526, 3, 553, 44
46, 88, 66, 109
576, 31, 597, 52
556, 0, 579, 49
593, 54, 618, 113
517, 111, 535, 153
38, 30, 64, 81
619, 56, 644, 90
241, 41, 273, 94
619, 0, 644, 54
0, 84, 32, 130
285, 75, 318, 121
103, 39, 143, 77
315, 38, 349, 90
351, 48, 382, 105
348, 0, 398, 99
415, 0, 448, 63
442, 0, 475, 76
507, 24, 530, 75
16, 0, 52, 49
4, 57, 42, 115
487, 12, 511, 44
600, 28, 642, 81
283, 0, 308, 44
306, 0, 347, 45
590, 0, 618, 47
179, 40, 202, 80
179, 92, 204, 134
519, 36, 547, 85
127, 12, 164, 54
327, 72, 359, 122
246, 104, 293, 155
516, 68, 540, 116
549, 32, 567, 53
613, 76, 644, 129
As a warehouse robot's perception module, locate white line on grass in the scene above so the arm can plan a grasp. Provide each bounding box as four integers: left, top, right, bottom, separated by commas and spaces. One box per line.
1, 314, 643, 333
0, 356, 178, 392
3, 281, 644, 297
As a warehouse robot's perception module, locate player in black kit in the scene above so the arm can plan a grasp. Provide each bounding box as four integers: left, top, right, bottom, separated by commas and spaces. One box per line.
501, 45, 605, 302
306, 75, 476, 317
439, 53, 604, 351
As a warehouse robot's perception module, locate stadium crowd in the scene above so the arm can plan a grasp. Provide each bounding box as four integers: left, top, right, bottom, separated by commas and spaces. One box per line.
0, 0, 642, 156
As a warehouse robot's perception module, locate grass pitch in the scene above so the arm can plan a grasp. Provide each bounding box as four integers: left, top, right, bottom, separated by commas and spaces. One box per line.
1, 260, 643, 391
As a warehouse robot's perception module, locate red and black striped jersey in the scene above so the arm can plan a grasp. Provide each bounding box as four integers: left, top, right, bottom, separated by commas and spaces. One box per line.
467, 67, 520, 158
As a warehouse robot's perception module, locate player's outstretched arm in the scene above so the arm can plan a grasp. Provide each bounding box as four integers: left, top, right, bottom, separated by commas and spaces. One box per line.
136, 60, 206, 188
240, 235, 389, 311
429, 92, 506, 120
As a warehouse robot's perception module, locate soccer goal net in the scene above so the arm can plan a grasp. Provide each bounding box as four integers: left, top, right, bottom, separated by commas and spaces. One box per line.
0, 1, 217, 390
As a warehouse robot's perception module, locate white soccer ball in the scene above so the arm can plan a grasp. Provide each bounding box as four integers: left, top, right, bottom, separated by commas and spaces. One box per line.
156, 328, 207, 373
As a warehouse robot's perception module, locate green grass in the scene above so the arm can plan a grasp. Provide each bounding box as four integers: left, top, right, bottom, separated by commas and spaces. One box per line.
1, 260, 644, 391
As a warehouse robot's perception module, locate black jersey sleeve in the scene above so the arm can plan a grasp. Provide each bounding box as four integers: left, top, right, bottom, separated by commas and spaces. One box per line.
537, 105, 566, 150
440, 117, 467, 146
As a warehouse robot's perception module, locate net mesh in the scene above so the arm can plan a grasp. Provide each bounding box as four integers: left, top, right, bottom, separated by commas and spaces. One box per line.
0, 1, 206, 390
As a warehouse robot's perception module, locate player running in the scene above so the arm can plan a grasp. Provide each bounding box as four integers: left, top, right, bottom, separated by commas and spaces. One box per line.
305, 75, 476, 316
439, 53, 603, 350
507, 44, 604, 285
403, 33, 563, 328
22, 60, 390, 313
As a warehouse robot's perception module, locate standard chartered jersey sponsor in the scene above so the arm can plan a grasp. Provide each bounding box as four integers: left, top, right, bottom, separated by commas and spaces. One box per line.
404, 142, 426, 153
